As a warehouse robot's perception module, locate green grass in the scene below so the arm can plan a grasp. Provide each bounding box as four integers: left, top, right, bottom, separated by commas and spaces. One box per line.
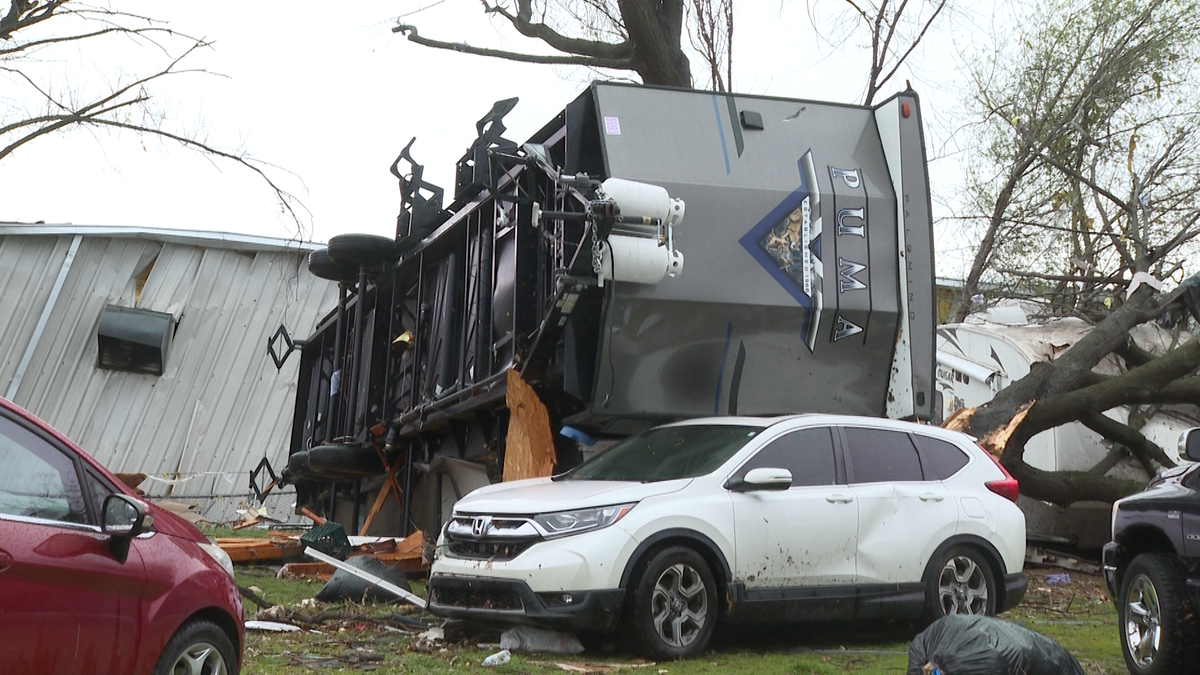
230, 566, 1126, 674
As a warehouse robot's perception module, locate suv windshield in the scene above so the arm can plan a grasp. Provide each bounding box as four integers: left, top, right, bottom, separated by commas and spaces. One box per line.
562, 425, 762, 483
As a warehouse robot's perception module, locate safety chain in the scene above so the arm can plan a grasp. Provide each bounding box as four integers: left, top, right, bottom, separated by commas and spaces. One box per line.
591, 226, 603, 275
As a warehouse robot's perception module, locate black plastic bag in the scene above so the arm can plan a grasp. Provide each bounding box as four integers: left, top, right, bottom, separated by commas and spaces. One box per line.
314, 555, 413, 603
907, 615, 1084, 675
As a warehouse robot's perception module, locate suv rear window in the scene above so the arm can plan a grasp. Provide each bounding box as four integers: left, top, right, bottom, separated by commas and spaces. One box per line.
843, 427, 923, 483
916, 436, 970, 480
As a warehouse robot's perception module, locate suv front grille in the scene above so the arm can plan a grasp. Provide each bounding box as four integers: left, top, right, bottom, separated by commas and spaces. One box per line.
431, 580, 523, 611
446, 538, 536, 560
443, 514, 543, 561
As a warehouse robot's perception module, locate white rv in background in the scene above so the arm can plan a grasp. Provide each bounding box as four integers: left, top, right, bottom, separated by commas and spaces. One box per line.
937, 306, 1196, 548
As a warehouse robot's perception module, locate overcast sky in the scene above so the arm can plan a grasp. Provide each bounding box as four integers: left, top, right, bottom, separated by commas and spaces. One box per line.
0, 1, 986, 270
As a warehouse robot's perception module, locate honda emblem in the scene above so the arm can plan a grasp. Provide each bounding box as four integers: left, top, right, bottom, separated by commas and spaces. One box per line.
471, 516, 492, 537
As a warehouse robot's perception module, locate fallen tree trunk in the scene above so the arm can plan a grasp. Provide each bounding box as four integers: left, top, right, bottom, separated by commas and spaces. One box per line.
960, 276, 1200, 506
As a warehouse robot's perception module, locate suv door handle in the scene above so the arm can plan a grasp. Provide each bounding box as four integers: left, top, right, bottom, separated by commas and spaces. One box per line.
0, 548, 11, 573
919, 492, 945, 502
826, 494, 854, 504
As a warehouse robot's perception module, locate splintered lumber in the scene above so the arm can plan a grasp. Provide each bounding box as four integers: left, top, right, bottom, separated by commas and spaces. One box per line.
281, 531, 426, 579
503, 368, 557, 482
216, 537, 305, 564
278, 562, 336, 581
978, 400, 1035, 458
373, 531, 425, 571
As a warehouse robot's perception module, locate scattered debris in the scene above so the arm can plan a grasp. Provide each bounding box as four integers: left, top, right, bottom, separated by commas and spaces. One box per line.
234, 506, 279, 530
238, 584, 273, 610
114, 472, 147, 493
306, 547, 427, 608
278, 561, 335, 580
217, 537, 304, 564
255, 605, 290, 622
529, 663, 658, 674
245, 620, 301, 633
482, 649, 512, 666
411, 626, 444, 652
1045, 572, 1071, 585
1025, 546, 1101, 574
503, 368, 557, 481
908, 615, 1084, 675
156, 499, 209, 525
501, 626, 584, 654
315, 555, 413, 603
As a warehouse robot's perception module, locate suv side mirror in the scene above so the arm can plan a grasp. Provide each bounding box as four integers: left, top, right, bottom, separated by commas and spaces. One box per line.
102, 494, 148, 564
726, 467, 793, 492
1182, 428, 1200, 462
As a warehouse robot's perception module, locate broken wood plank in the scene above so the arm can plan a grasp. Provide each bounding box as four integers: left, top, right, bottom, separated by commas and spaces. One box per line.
373, 531, 425, 571
503, 368, 557, 482
279, 561, 336, 580
359, 480, 393, 536
216, 537, 305, 564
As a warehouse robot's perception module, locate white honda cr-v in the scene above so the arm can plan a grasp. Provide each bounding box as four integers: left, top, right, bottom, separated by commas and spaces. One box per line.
426, 414, 1027, 658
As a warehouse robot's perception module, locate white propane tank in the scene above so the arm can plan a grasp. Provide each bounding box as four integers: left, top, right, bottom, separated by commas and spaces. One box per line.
601, 177, 686, 228
600, 235, 685, 284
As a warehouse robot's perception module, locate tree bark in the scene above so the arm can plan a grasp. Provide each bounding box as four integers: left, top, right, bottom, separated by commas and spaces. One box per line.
617, 0, 691, 86
963, 279, 1200, 506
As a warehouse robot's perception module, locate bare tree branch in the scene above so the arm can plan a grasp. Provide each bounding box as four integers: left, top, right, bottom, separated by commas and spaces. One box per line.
392, 23, 632, 68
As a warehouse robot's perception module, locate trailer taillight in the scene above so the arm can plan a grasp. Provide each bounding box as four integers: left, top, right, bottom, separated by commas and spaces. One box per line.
979, 444, 1020, 503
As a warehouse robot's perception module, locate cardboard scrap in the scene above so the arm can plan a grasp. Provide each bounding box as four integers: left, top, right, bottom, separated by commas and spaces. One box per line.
503, 368, 557, 482
114, 473, 147, 493
155, 499, 210, 525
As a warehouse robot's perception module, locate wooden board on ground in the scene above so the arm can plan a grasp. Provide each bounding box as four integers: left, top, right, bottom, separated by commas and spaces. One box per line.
216, 537, 305, 564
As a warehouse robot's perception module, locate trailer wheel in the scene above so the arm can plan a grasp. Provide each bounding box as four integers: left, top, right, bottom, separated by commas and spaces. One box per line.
308, 248, 358, 283
308, 443, 384, 478
327, 233, 396, 268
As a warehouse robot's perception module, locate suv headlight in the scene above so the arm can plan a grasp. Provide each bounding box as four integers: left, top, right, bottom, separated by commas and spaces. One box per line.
199, 540, 236, 578
533, 503, 634, 538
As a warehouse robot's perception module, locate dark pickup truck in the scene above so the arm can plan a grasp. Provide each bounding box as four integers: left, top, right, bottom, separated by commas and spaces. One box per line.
1103, 427, 1200, 675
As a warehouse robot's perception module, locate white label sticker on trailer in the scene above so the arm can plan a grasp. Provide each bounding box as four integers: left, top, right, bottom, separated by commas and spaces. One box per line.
604, 116, 621, 135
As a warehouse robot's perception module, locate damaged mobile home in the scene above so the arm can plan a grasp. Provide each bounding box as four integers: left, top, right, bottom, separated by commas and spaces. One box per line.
0, 224, 337, 522
277, 82, 938, 536
937, 309, 1198, 547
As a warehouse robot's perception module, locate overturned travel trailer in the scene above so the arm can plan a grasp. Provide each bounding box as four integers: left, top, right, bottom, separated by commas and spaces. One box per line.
272, 82, 939, 536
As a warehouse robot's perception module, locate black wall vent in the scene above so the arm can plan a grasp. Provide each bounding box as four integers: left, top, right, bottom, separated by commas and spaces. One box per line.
97, 305, 173, 376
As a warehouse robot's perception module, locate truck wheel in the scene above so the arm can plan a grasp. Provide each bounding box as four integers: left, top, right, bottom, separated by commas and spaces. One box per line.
1119, 553, 1197, 674
326, 233, 396, 268
152, 618, 238, 675
624, 546, 717, 660
308, 248, 358, 283
925, 544, 996, 620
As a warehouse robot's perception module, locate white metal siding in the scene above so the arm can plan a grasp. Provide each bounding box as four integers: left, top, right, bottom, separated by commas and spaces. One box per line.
0, 228, 339, 522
